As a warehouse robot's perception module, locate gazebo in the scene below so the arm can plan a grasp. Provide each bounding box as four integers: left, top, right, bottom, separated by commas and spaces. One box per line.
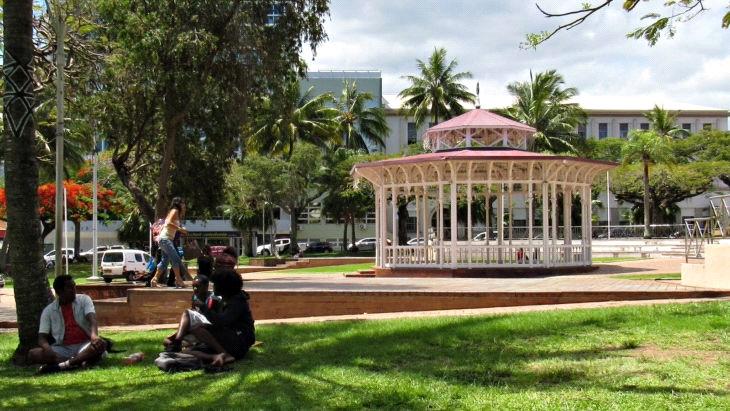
351, 109, 615, 276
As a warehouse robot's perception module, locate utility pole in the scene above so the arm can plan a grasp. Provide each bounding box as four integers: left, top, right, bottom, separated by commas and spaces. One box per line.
53, 4, 66, 277
88, 133, 101, 280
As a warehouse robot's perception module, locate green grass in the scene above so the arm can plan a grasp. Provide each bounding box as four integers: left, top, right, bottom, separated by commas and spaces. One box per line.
269, 262, 374, 275
593, 257, 648, 263
3, 264, 99, 289
2, 302, 730, 409
613, 273, 682, 281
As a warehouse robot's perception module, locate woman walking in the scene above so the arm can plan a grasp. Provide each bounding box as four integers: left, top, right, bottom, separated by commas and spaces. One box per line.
151, 197, 188, 288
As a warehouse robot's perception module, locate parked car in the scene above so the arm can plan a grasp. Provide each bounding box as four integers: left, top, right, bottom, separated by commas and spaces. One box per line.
472, 231, 499, 242
256, 238, 291, 256
406, 237, 426, 246
43, 248, 75, 267
304, 241, 333, 253
100, 249, 151, 283
77, 245, 126, 262
0, 274, 5, 288
348, 237, 376, 252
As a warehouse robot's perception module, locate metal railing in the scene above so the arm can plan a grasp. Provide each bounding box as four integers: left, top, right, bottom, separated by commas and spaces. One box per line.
683, 194, 730, 261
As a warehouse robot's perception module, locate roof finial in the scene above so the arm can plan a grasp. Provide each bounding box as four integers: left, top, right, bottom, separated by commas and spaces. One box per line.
475, 81, 481, 109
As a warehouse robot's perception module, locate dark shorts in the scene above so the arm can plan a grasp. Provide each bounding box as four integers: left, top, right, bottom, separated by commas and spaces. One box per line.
208, 326, 252, 360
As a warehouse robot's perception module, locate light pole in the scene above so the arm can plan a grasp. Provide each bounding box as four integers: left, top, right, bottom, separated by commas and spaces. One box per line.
53, 3, 66, 277
87, 135, 102, 281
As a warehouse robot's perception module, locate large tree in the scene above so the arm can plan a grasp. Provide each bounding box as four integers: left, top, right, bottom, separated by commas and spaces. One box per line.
621, 130, 672, 238
672, 129, 730, 186
94, 0, 330, 222
645, 105, 689, 139
248, 83, 339, 160
3, 0, 48, 364
335, 80, 389, 153
503, 69, 585, 153
399, 47, 476, 127
526, 1, 729, 48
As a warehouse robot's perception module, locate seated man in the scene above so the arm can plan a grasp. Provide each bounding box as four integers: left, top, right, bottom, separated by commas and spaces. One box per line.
164, 269, 255, 367
28, 275, 107, 373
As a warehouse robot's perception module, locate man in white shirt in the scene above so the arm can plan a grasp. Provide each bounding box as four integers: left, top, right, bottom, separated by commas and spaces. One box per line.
27, 275, 107, 373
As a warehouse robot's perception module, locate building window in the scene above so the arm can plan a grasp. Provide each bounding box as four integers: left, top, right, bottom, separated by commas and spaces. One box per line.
273, 208, 280, 220
364, 211, 376, 224
703, 123, 712, 131
577, 123, 586, 138
682, 123, 692, 132
619, 123, 629, 138
598, 123, 608, 139
266, 4, 282, 26
298, 207, 322, 224
407, 122, 417, 144
639, 123, 650, 130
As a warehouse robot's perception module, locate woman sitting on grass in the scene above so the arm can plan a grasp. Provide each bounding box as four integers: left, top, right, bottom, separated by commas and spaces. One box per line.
163, 269, 255, 366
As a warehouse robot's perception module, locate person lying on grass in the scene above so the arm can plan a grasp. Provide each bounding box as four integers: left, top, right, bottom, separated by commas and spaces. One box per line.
28, 275, 107, 373
163, 269, 255, 367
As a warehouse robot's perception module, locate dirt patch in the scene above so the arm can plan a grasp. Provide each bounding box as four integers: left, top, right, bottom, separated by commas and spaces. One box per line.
626, 344, 727, 365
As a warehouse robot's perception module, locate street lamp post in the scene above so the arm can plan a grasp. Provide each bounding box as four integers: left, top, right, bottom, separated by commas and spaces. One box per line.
53, 5, 66, 277
87, 135, 102, 281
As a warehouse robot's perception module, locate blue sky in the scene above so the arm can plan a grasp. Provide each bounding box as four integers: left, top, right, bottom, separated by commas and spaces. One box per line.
302, 1, 730, 110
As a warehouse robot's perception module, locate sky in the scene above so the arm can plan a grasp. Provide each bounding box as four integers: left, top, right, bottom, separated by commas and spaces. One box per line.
301, 0, 730, 110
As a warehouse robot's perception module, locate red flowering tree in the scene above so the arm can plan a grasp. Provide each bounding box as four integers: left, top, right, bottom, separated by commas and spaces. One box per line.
0, 180, 120, 257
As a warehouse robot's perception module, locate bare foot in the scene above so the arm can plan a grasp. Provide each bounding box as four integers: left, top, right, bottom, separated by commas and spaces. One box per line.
211, 353, 235, 367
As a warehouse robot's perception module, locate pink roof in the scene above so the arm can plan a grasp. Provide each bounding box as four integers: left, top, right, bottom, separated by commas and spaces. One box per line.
426, 109, 536, 133
354, 149, 616, 169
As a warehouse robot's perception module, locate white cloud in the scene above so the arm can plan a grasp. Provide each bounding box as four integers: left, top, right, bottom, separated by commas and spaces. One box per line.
302, 1, 730, 110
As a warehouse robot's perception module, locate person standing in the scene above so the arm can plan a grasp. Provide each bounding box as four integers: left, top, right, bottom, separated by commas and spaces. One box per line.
151, 197, 188, 288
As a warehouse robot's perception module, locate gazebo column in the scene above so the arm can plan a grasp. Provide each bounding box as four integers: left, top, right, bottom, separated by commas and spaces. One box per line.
528, 181, 534, 266
551, 182, 558, 265
467, 181, 473, 267
496, 182, 504, 264
508, 183, 514, 263
423, 185, 430, 264
374, 188, 380, 267
450, 180, 458, 268
438, 182, 444, 267
379, 185, 387, 267
391, 187, 398, 265
563, 185, 573, 264
541, 182, 549, 267
586, 185, 593, 264
580, 185, 589, 265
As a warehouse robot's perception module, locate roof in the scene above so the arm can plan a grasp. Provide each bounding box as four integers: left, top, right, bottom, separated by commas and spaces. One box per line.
425, 109, 536, 133
353, 148, 617, 169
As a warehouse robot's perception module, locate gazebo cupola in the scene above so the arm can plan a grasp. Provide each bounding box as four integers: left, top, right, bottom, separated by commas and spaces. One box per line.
422, 109, 535, 151
352, 109, 615, 277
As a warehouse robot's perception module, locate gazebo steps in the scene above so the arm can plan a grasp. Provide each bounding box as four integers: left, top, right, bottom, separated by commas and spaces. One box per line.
344, 269, 376, 278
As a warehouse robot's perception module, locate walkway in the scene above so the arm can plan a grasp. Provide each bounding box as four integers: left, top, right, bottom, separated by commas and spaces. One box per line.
0, 258, 717, 329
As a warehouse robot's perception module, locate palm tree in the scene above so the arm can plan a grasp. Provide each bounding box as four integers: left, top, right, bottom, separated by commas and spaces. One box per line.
504, 69, 585, 153
4, 0, 49, 363
645, 105, 689, 139
621, 130, 671, 238
336, 80, 389, 152
249, 84, 339, 159
399, 47, 476, 127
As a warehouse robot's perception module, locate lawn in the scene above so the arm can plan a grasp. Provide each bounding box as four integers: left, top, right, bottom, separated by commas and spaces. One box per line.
1, 302, 729, 409
267, 262, 374, 275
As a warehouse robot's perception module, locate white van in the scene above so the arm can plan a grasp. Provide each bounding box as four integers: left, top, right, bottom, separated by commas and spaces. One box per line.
101, 249, 151, 283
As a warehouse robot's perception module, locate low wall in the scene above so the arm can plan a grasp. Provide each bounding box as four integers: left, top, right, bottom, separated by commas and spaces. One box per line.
374, 265, 598, 278
682, 244, 730, 289
76, 284, 144, 300
93, 287, 730, 326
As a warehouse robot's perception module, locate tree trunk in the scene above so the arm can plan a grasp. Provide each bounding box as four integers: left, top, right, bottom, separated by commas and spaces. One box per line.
342, 220, 348, 253
269, 205, 279, 258
243, 229, 253, 257
289, 207, 300, 255
73, 220, 81, 258
4, 0, 49, 364
398, 202, 409, 245
351, 217, 356, 250
0, 239, 9, 273
154, 107, 185, 219
643, 158, 651, 239
111, 157, 155, 222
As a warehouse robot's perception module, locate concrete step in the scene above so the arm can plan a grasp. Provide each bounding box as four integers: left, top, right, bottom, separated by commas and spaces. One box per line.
344, 269, 376, 278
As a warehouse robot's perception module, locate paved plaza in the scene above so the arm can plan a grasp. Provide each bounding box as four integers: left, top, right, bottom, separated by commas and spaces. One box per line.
1, 257, 722, 329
